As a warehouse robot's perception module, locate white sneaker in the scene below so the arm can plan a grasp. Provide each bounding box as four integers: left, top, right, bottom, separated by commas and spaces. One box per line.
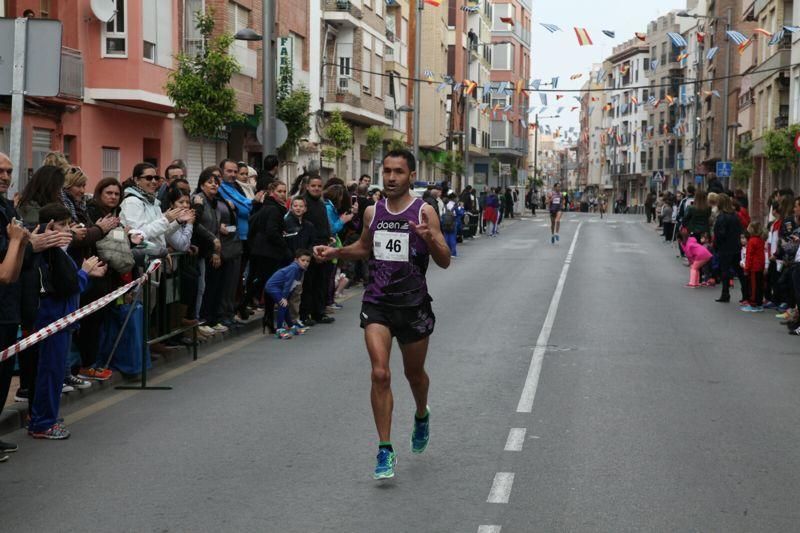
234, 316, 248, 324
212, 323, 229, 333
198, 325, 216, 336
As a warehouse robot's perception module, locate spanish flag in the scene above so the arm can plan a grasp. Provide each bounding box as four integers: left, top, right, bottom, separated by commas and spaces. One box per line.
574, 27, 593, 46
423, 0, 441, 6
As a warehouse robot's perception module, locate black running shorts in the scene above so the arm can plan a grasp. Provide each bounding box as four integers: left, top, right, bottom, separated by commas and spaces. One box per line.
360, 300, 436, 345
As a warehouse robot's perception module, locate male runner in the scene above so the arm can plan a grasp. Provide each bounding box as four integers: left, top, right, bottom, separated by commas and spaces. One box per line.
547, 182, 564, 244
314, 149, 451, 480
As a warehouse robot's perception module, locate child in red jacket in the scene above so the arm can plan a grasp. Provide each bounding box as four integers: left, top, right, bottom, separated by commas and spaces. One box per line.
742, 221, 765, 312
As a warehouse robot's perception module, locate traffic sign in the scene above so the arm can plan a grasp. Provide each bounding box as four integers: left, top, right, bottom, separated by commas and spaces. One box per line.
652, 171, 665, 183
716, 161, 732, 178
795, 132, 800, 152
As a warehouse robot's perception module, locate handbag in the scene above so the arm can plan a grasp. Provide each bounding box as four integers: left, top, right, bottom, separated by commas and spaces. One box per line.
95, 227, 135, 274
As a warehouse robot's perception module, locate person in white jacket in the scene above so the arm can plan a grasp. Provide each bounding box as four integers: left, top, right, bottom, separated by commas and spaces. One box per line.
120, 163, 191, 252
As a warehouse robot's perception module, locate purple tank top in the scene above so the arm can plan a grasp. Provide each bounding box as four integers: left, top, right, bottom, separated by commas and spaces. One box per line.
364, 197, 430, 307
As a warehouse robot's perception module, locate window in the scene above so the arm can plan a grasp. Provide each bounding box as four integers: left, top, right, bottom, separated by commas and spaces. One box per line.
492, 43, 512, 70
184, 0, 204, 56
40, 0, 51, 17
31, 129, 52, 170
142, 0, 173, 66
103, 0, 127, 57
374, 56, 383, 97
339, 56, 351, 77
375, 0, 383, 18
362, 34, 372, 93
492, 3, 512, 30
102, 148, 121, 179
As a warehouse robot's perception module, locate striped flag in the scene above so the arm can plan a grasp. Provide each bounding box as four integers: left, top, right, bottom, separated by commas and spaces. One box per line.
540, 93, 547, 105
784, 26, 800, 33
574, 27, 593, 46
650, 58, 659, 70
769, 29, 785, 45
602, 30, 615, 38
635, 32, 646, 41
725, 30, 748, 45
436, 82, 447, 93
738, 38, 752, 54
540, 23, 561, 33
665, 94, 674, 105
706, 46, 719, 61
667, 32, 688, 48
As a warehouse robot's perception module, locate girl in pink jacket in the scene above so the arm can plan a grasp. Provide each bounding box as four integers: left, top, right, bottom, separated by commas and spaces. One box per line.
680, 235, 712, 288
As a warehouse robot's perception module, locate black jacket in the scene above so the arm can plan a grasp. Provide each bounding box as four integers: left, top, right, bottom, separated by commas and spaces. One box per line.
0, 196, 26, 326
249, 196, 291, 261
302, 193, 331, 246
283, 212, 315, 254
714, 212, 742, 255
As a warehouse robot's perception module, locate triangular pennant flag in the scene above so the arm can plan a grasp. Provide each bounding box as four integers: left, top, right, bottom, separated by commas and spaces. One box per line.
574, 27, 593, 46
784, 26, 800, 33
706, 46, 719, 61
540, 23, 561, 33
769, 29, 785, 45
588, 106, 595, 114
515, 79, 523, 95
570, 73, 583, 80
631, 96, 639, 105
650, 58, 660, 70
556, 107, 564, 113
498, 81, 509, 94
738, 38, 752, 55
556, 94, 564, 100
483, 82, 492, 96
502, 104, 513, 112
676, 52, 688, 62
570, 106, 578, 111
551, 77, 559, 88
540, 93, 547, 105
635, 32, 646, 41
465, 80, 477, 95
667, 32, 688, 48
697, 32, 705, 43
436, 82, 447, 93
531, 79, 541, 91
711, 90, 720, 98
725, 30, 748, 45
665, 94, 674, 105
595, 68, 606, 84
602, 30, 615, 39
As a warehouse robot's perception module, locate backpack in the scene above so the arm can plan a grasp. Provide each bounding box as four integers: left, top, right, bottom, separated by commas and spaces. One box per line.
441, 207, 456, 233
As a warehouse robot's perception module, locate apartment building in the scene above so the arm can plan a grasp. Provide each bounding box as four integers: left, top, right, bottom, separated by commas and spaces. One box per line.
0, 0, 179, 192
485, 0, 531, 188
604, 38, 650, 207
577, 66, 607, 194
413, 0, 449, 183
322, 0, 393, 181
678, 0, 707, 191
735, 0, 793, 218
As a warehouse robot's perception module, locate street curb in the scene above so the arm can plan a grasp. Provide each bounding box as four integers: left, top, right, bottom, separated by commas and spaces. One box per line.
0, 316, 264, 437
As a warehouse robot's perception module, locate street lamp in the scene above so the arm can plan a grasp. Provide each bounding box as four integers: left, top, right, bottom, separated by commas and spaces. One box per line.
234, 0, 276, 158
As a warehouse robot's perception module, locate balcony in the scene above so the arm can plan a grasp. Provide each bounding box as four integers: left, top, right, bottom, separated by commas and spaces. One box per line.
386, 29, 395, 43
490, 134, 528, 155
59, 47, 83, 100
775, 115, 790, 129
330, 77, 362, 105
492, 23, 531, 48
323, 0, 363, 26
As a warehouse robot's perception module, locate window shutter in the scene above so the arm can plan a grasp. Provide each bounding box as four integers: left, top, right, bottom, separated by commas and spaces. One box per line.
156, 0, 173, 66
142, 0, 157, 46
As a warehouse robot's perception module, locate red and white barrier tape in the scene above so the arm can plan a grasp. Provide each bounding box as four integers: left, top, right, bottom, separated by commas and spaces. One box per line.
0, 260, 162, 363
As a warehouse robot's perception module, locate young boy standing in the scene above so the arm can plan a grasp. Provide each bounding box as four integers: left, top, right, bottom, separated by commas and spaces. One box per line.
29, 204, 107, 440
265, 249, 312, 339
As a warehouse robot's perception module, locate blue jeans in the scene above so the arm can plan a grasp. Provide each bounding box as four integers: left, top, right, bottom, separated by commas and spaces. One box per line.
30, 330, 70, 432
444, 231, 457, 256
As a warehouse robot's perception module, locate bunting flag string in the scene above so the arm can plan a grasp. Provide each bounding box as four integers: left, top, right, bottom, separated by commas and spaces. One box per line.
706, 46, 719, 61
540, 23, 562, 33
551, 76, 559, 88
667, 32, 688, 48
726, 30, 749, 45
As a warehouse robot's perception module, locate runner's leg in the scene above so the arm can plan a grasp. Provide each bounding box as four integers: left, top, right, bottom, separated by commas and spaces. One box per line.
399, 336, 430, 418
555, 211, 562, 234
365, 324, 394, 442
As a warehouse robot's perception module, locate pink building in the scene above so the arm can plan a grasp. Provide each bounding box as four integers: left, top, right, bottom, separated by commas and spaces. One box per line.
1, 0, 178, 190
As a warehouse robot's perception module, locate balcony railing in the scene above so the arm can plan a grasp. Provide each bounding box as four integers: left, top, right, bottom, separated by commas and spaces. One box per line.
323, 0, 363, 18
493, 23, 531, 47
59, 47, 83, 99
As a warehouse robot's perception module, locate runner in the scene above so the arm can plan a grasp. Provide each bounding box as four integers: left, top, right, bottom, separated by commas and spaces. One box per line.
547, 182, 564, 244
313, 149, 451, 480
599, 193, 607, 219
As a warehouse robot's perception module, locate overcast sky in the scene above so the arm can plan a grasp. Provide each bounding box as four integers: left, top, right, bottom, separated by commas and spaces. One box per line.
531, 0, 686, 139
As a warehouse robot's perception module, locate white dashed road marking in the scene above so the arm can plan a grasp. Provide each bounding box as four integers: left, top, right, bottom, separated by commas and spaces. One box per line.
477, 526, 502, 533
487, 473, 515, 503
504, 428, 527, 451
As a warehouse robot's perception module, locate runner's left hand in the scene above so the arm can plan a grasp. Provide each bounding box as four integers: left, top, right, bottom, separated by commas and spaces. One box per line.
409, 210, 433, 241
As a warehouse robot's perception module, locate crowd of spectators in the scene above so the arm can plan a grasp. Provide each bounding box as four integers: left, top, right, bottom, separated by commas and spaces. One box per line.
652, 175, 800, 331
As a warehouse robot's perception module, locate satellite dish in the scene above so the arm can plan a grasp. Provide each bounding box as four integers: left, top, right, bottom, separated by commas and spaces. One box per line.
90, 0, 117, 23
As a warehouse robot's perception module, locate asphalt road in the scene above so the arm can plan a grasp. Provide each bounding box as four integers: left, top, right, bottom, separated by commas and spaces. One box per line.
2, 212, 800, 532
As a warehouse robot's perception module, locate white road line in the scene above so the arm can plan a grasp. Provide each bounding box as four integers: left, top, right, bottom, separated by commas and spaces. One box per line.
516, 222, 582, 413
487, 472, 515, 503
478, 526, 502, 533
504, 428, 527, 451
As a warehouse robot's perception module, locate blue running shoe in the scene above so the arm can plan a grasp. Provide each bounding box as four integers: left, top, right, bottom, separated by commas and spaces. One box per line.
411, 406, 430, 454
550, 235, 555, 245
555, 234, 560, 242
373, 448, 397, 480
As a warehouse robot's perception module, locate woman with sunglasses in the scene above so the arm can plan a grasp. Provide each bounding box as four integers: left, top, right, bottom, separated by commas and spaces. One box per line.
119, 162, 192, 256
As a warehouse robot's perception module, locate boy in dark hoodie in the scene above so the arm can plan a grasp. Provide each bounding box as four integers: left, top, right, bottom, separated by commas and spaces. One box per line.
284, 197, 314, 326
264, 249, 312, 339
29, 204, 107, 440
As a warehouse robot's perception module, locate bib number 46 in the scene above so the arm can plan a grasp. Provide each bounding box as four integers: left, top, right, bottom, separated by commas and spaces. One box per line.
385, 239, 403, 253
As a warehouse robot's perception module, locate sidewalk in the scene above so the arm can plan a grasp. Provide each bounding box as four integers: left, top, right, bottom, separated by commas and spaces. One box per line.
0, 313, 267, 437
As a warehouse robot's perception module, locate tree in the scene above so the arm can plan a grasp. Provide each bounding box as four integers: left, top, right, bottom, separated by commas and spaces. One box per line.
166, 8, 242, 150
387, 138, 409, 152
322, 111, 353, 176
731, 140, 754, 185
364, 126, 386, 160
276, 88, 312, 161
764, 124, 800, 176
